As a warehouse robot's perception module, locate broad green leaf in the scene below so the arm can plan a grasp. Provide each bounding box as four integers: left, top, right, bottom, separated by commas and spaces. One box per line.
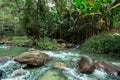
75, 0, 81, 7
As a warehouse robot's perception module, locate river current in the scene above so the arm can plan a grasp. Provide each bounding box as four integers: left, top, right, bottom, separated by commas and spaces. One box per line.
0, 46, 120, 80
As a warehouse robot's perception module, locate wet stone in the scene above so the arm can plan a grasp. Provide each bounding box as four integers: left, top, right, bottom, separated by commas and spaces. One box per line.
14, 51, 51, 67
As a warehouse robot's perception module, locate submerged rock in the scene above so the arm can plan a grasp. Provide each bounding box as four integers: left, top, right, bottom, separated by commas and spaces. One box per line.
9, 68, 26, 78
13, 51, 51, 67
39, 69, 67, 80
95, 60, 120, 76
54, 62, 67, 69
77, 56, 95, 74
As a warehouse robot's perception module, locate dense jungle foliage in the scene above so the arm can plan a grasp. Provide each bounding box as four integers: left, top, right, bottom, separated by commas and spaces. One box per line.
81, 32, 120, 56
0, 0, 120, 53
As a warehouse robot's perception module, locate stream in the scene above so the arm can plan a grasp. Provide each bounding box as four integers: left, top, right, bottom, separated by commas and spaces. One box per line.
0, 45, 120, 80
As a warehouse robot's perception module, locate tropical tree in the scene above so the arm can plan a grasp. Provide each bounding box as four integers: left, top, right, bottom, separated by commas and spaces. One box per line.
50, 0, 120, 43
21, 0, 54, 39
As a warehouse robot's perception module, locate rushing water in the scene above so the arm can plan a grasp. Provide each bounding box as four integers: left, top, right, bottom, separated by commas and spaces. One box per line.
0, 46, 120, 80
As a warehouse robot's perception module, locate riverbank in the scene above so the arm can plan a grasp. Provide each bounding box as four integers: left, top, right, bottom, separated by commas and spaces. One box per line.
0, 36, 75, 50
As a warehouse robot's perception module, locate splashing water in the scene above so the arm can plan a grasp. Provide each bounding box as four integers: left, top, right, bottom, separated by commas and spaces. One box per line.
41, 51, 80, 60
63, 67, 88, 80
0, 49, 120, 80
92, 69, 108, 79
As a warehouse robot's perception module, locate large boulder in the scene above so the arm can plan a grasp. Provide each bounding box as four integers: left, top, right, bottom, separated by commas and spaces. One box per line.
77, 56, 95, 74
13, 51, 51, 67
95, 60, 120, 76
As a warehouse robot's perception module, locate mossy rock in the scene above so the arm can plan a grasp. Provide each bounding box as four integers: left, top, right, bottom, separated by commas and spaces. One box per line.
39, 69, 67, 80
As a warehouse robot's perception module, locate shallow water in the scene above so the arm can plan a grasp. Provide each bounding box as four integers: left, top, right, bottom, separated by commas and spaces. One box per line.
0, 45, 27, 57
0, 46, 120, 80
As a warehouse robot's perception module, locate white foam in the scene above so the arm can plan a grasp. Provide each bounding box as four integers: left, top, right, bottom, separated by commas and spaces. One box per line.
1, 70, 30, 80
0, 60, 16, 69
0, 45, 9, 49
42, 51, 79, 59
63, 67, 88, 80
92, 69, 107, 79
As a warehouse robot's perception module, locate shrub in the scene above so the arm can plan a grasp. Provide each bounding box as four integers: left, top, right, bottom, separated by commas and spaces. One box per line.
81, 33, 120, 56
35, 37, 58, 50
11, 36, 35, 47
11, 36, 29, 45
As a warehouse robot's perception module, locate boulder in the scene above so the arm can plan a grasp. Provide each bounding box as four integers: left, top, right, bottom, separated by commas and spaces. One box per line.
13, 51, 51, 67
95, 60, 120, 76
77, 56, 95, 74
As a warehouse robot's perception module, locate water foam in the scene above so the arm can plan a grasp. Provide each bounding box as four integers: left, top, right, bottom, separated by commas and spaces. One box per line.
42, 51, 79, 59
63, 67, 88, 80
0, 60, 27, 79
92, 69, 107, 79
0, 45, 10, 49
1, 70, 30, 80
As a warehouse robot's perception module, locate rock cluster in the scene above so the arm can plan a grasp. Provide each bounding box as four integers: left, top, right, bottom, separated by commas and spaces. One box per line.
95, 60, 120, 76
77, 56, 120, 76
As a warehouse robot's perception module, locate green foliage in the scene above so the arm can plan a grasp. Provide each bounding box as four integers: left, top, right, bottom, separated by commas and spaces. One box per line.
8, 36, 59, 50
11, 36, 30, 46
35, 37, 58, 50
0, 0, 120, 44
0, 0, 25, 36
21, 0, 54, 39
51, 0, 120, 43
81, 32, 120, 56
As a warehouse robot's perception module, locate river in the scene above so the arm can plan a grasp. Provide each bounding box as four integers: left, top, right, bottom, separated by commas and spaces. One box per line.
0, 45, 120, 80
